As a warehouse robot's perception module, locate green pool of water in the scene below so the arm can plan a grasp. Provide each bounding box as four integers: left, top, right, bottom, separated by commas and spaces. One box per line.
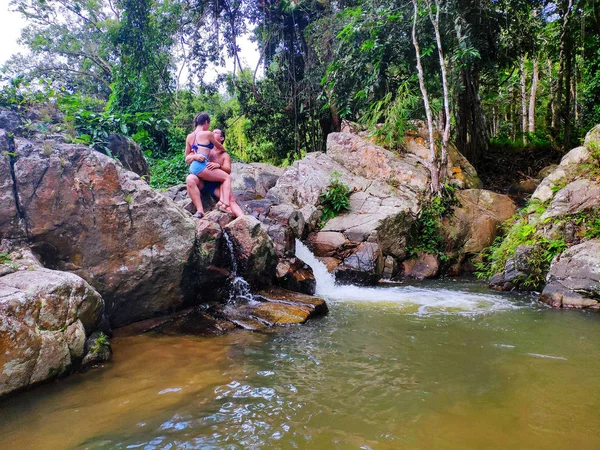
2, 280, 600, 449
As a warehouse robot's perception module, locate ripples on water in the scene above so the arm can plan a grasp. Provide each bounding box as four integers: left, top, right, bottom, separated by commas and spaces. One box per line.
1, 278, 600, 449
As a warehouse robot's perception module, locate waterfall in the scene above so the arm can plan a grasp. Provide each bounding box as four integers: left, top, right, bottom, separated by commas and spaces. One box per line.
294, 239, 336, 295
223, 230, 254, 304
294, 239, 519, 314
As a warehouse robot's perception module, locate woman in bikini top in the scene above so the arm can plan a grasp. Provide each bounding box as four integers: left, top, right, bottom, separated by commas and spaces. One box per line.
189, 132, 214, 175
184, 112, 234, 214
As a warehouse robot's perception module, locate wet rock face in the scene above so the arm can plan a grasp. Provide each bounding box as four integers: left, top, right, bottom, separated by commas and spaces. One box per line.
5, 137, 198, 327
220, 287, 328, 331
541, 240, 600, 309
224, 215, 278, 289
275, 257, 316, 295
0, 268, 107, 397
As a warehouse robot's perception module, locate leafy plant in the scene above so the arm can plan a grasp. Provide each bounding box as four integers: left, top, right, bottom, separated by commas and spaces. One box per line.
319, 172, 351, 224
0, 252, 13, 264
89, 333, 110, 355
406, 183, 458, 261
361, 79, 419, 150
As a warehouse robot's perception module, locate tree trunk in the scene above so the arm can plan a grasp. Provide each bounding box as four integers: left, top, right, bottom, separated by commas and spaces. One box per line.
427, 0, 451, 180
528, 58, 539, 133
554, 0, 573, 145
521, 56, 527, 143
548, 59, 557, 130
412, 0, 440, 193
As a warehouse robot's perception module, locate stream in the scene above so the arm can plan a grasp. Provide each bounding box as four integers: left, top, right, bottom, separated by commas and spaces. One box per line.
1, 245, 600, 449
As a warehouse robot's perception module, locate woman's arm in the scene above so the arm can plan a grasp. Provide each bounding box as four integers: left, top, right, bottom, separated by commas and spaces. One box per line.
207, 132, 225, 152
184, 135, 206, 164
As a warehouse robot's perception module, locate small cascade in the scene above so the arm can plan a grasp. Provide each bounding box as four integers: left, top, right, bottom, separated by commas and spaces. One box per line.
295, 239, 336, 295
223, 230, 254, 304
295, 239, 518, 314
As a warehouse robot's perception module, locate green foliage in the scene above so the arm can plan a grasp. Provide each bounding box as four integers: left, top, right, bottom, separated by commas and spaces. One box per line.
89, 333, 110, 355
361, 79, 420, 150
0, 252, 12, 265
58, 95, 171, 157
406, 183, 458, 261
148, 154, 188, 189
475, 198, 574, 289
583, 218, 600, 239
319, 172, 350, 223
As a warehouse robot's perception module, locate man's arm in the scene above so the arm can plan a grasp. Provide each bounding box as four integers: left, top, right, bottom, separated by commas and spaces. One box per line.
220, 154, 232, 174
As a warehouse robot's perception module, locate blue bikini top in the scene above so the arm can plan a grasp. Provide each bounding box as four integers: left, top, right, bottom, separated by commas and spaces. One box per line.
191, 132, 214, 154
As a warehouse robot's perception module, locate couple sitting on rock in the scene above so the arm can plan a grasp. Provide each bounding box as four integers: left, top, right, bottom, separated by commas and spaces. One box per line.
185, 113, 243, 219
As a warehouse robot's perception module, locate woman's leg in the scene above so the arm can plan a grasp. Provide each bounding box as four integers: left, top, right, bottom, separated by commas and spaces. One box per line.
186, 174, 205, 216
198, 169, 232, 208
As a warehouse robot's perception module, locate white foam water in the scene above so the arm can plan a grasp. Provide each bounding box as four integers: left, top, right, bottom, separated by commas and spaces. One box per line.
295, 239, 519, 315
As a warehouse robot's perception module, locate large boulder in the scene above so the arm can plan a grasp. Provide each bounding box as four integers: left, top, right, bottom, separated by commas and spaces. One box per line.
223, 215, 278, 289
106, 134, 150, 178
0, 107, 21, 134
539, 178, 600, 220
327, 132, 430, 191
5, 137, 199, 327
0, 131, 26, 239
267, 152, 370, 208
231, 162, 284, 198
444, 189, 516, 272
403, 126, 482, 189
540, 240, 600, 309
0, 268, 107, 397
531, 145, 593, 203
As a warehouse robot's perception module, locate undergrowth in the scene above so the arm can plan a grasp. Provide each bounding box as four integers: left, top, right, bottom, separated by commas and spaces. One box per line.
319, 172, 350, 224
406, 183, 458, 261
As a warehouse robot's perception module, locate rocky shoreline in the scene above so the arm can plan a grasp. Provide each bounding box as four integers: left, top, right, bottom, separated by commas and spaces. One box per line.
2, 106, 599, 398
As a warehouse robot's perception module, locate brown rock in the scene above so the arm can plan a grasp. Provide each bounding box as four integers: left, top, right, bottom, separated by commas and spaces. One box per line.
308, 231, 346, 256
317, 256, 342, 272
444, 190, 516, 263
0, 268, 106, 397
10, 138, 198, 327
327, 132, 429, 191
224, 215, 277, 289
107, 134, 149, 178
402, 252, 440, 279
275, 257, 316, 295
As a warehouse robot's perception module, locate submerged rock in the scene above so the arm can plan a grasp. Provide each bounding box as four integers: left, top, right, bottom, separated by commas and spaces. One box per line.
221, 287, 328, 330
